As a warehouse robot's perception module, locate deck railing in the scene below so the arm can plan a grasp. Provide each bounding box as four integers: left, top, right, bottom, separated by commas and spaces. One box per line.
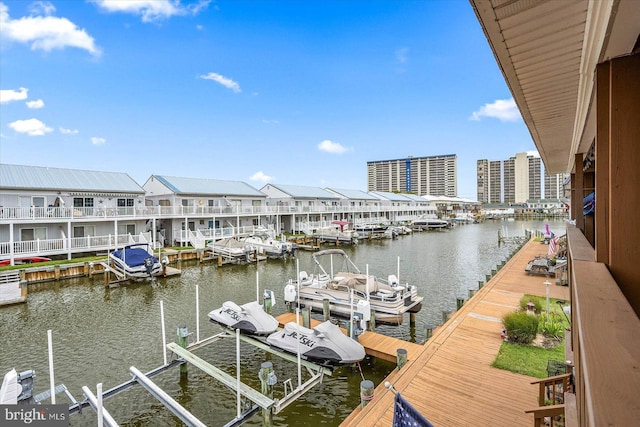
565, 225, 640, 426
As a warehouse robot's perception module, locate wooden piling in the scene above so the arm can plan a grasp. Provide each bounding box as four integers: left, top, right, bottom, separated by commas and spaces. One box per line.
424, 327, 433, 342
302, 305, 310, 329
177, 326, 189, 378
409, 312, 416, 327
369, 310, 376, 332
360, 380, 374, 408
322, 299, 330, 321
264, 294, 273, 315
259, 361, 274, 426
456, 298, 465, 310
397, 348, 407, 370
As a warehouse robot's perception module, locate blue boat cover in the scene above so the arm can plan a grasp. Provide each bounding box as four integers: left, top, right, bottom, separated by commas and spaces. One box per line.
583, 192, 595, 216
112, 247, 157, 267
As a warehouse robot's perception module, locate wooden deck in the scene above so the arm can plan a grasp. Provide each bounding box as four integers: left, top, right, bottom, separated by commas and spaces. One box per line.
340, 238, 570, 427
275, 313, 423, 363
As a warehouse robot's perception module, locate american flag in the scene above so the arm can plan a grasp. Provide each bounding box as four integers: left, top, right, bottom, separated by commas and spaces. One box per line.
548, 236, 559, 256
393, 392, 434, 427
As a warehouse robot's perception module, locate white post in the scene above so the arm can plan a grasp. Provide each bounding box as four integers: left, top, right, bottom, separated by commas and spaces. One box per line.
296, 258, 302, 389
256, 270, 260, 303
366, 264, 370, 301
47, 329, 55, 404
397, 256, 400, 283
236, 328, 241, 418
97, 382, 104, 427
160, 300, 167, 366
349, 289, 354, 339
195, 285, 200, 343
544, 280, 551, 321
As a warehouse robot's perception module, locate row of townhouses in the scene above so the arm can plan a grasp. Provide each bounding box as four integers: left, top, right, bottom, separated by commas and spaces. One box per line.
0, 164, 477, 263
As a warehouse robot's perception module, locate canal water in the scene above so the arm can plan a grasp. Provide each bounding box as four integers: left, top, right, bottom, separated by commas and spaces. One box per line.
0, 219, 566, 426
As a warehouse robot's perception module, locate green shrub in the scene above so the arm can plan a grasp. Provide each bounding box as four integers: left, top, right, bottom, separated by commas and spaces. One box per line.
539, 313, 565, 340
519, 295, 543, 313
503, 311, 539, 344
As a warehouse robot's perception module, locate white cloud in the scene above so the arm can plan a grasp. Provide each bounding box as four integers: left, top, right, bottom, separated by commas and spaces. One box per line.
93, 0, 211, 23
26, 99, 44, 109
0, 87, 28, 103
395, 47, 409, 64
8, 118, 53, 136
91, 136, 106, 145
250, 171, 272, 183
318, 140, 350, 154
59, 127, 78, 134
28, 1, 56, 16
470, 98, 521, 122
199, 72, 241, 93
527, 150, 540, 158
0, 2, 101, 56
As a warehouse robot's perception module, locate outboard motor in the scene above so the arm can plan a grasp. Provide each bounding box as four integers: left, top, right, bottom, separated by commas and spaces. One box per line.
144, 257, 154, 276
284, 283, 297, 310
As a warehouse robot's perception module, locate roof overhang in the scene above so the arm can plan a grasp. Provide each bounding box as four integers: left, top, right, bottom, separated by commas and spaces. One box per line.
470, 0, 639, 174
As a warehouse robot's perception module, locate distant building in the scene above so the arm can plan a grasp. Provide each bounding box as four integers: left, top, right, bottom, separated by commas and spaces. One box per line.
366, 154, 457, 196
477, 152, 541, 204
544, 172, 570, 199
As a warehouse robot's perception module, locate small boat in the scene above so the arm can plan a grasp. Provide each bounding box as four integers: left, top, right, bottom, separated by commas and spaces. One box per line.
207, 237, 255, 262
266, 320, 366, 365
313, 221, 359, 245
411, 214, 450, 230
284, 249, 423, 324
109, 243, 162, 278
239, 230, 295, 258
208, 300, 279, 335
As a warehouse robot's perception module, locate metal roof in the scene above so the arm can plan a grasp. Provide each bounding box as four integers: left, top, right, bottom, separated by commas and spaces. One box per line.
325, 188, 379, 200
151, 175, 265, 197
0, 164, 144, 193
369, 191, 413, 202
470, 0, 639, 174
266, 184, 340, 199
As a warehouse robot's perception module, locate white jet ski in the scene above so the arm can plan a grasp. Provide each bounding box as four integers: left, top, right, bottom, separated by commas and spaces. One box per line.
208, 301, 279, 335
266, 320, 366, 365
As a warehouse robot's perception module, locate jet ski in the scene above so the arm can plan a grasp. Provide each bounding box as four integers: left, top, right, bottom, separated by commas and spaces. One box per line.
208, 301, 279, 335
266, 320, 366, 365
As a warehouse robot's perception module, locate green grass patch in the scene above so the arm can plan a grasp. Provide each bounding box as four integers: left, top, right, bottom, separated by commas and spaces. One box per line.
492, 340, 566, 378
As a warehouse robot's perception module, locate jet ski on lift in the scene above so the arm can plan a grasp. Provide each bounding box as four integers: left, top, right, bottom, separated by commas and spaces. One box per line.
208, 298, 279, 336
266, 320, 366, 366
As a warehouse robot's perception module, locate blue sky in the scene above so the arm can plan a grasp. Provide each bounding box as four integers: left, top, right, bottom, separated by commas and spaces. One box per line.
0, 0, 537, 199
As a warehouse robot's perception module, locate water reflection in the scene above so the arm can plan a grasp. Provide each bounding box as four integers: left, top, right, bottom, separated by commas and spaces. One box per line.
0, 219, 565, 426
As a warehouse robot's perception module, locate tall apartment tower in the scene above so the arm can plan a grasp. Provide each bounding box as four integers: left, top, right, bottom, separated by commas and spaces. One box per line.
544, 172, 569, 198
367, 154, 457, 196
477, 152, 541, 203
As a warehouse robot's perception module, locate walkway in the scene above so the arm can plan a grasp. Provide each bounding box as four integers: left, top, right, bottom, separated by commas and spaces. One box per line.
340, 238, 570, 427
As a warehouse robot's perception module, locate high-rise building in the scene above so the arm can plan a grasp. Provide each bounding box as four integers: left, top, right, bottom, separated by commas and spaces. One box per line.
367, 154, 457, 196
476, 152, 541, 203
544, 172, 569, 199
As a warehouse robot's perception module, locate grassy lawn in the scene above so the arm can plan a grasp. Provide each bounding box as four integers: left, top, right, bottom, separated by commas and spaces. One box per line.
492, 294, 570, 378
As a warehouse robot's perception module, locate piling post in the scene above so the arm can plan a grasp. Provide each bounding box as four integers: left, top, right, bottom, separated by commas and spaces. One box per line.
259, 361, 274, 426
485, 274, 491, 283
442, 311, 452, 324
369, 309, 376, 332
104, 268, 109, 287
469, 289, 476, 299
177, 326, 189, 378
456, 298, 465, 310
218, 255, 222, 267
322, 299, 330, 321
54, 265, 60, 281
491, 268, 497, 276
409, 312, 416, 327
424, 327, 433, 342
360, 380, 374, 408
397, 348, 407, 370
302, 305, 310, 329
264, 293, 273, 315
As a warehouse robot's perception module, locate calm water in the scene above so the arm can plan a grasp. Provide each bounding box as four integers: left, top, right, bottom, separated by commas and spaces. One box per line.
0, 219, 566, 426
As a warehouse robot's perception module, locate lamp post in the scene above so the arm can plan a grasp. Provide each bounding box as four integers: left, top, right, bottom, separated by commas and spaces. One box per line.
544, 280, 551, 321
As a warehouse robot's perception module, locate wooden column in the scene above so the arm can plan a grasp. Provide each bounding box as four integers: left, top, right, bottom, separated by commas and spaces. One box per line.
595, 61, 610, 264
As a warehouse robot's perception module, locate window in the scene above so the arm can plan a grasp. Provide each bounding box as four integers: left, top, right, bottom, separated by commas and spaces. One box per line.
117, 224, 136, 235
21, 227, 46, 241
32, 197, 45, 207
73, 225, 95, 238
73, 197, 94, 207
117, 198, 134, 207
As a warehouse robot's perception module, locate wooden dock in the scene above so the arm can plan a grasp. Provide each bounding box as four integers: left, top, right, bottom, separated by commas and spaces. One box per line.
275, 313, 423, 363
340, 238, 570, 427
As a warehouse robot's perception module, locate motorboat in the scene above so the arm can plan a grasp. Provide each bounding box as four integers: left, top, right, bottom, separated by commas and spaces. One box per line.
411, 214, 450, 230
109, 243, 162, 278
284, 249, 423, 324
239, 229, 295, 258
266, 320, 366, 366
207, 237, 255, 262
208, 300, 279, 335
313, 221, 359, 245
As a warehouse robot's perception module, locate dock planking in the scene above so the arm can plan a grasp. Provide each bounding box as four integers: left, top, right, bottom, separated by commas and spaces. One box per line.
340, 238, 570, 427
275, 312, 423, 363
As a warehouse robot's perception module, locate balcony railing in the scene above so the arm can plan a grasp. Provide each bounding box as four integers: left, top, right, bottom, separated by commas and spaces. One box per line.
566, 225, 640, 426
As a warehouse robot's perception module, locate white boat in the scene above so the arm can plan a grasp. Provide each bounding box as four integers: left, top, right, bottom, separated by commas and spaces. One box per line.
411, 214, 450, 230
208, 300, 279, 335
109, 243, 162, 278
313, 221, 359, 245
284, 249, 423, 324
239, 229, 295, 258
207, 237, 255, 261
266, 320, 366, 365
